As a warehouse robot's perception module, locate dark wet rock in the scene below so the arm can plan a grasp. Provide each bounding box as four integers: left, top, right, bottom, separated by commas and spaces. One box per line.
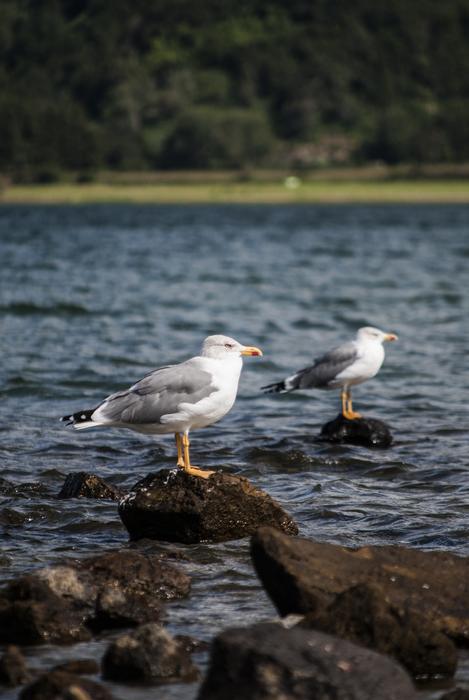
19, 670, 114, 700
0, 507, 31, 526
102, 623, 199, 684
57, 472, 124, 500
83, 549, 191, 625
251, 527, 469, 645
319, 413, 393, 447
440, 690, 469, 700
119, 469, 298, 543
300, 582, 457, 678
0, 645, 32, 686
52, 659, 100, 675
198, 622, 417, 700
0, 549, 190, 644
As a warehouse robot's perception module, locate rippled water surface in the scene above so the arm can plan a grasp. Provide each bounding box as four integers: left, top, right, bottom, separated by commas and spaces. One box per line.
1, 204, 468, 698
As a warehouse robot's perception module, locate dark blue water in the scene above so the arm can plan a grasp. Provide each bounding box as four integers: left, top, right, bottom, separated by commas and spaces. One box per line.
1, 204, 468, 698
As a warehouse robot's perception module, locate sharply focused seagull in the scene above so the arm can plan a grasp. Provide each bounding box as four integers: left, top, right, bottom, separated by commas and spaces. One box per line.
62, 335, 262, 478
262, 327, 397, 419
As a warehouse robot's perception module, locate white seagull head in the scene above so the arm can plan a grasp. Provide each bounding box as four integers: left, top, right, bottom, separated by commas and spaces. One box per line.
356, 326, 398, 344
201, 335, 263, 360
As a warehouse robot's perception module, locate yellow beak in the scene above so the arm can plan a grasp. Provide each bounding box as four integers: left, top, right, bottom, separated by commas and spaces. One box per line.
384, 333, 398, 342
241, 346, 263, 357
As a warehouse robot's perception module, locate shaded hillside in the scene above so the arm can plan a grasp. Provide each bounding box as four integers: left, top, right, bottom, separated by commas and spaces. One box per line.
1, 0, 469, 179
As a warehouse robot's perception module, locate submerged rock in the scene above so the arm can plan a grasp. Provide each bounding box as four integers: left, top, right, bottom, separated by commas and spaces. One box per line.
251, 527, 469, 645
0, 549, 190, 645
300, 582, 457, 678
198, 622, 417, 700
57, 472, 124, 500
175, 634, 210, 655
0, 478, 47, 499
119, 469, 298, 543
0, 577, 90, 645
102, 623, 199, 684
19, 670, 114, 700
0, 645, 31, 687
319, 413, 393, 447
52, 659, 100, 675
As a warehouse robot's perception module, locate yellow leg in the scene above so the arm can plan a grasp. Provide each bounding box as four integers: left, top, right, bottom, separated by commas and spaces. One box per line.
175, 433, 185, 468
181, 433, 215, 479
341, 390, 348, 416
342, 389, 362, 420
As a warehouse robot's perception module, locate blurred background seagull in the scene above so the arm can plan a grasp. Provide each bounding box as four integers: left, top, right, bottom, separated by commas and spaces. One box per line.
62, 335, 262, 478
262, 327, 397, 420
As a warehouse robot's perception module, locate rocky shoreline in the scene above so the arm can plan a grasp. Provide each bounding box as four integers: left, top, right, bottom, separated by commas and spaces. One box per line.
1, 466, 468, 699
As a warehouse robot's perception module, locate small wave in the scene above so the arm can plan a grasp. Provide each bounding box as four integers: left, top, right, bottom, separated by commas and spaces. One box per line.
365, 463, 408, 478
0, 302, 92, 316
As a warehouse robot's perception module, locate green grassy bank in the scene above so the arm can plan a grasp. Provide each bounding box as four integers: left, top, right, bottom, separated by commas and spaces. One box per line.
2, 171, 469, 205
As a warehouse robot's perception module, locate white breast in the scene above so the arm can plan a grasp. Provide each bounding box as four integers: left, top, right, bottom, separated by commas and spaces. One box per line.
335, 340, 385, 387
170, 355, 243, 431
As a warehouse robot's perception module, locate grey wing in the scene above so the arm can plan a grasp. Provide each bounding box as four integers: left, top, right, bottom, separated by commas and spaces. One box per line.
93, 360, 215, 425
289, 341, 359, 389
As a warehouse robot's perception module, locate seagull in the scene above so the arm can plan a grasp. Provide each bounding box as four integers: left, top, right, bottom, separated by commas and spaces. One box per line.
262, 327, 397, 419
62, 335, 262, 478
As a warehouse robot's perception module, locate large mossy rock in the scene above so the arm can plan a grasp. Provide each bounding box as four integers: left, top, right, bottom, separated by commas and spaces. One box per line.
251, 527, 469, 646
119, 469, 298, 543
0, 550, 190, 645
300, 582, 457, 678
197, 622, 417, 700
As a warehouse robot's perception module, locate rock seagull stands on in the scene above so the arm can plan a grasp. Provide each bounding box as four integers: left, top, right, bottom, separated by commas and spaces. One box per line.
262, 327, 397, 420
62, 335, 262, 478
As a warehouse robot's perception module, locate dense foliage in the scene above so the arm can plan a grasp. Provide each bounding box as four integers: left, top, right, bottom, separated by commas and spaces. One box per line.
1, 0, 469, 179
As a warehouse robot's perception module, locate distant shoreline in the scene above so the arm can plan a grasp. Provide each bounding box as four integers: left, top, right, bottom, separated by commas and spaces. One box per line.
1, 168, 469, 205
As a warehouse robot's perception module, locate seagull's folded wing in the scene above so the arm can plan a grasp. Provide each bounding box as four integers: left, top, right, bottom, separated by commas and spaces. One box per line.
92, 360, 216, 425
293, 341, 360, 389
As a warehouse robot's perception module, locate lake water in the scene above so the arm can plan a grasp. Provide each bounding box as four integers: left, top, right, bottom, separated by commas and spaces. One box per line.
0, 204, 468, 698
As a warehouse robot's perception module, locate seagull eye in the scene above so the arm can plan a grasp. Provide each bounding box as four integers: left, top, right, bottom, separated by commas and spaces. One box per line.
224, 343, 234, 349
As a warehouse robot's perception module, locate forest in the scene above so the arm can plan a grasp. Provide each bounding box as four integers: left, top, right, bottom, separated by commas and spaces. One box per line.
1, 0, 469, 180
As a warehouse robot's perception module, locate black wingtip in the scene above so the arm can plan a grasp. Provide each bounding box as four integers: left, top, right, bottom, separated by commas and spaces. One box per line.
261, 381, 286, 394
60, 409, 94, 426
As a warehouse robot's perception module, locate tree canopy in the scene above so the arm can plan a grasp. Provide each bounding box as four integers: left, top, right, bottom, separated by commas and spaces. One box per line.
1, 0, 469, 179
